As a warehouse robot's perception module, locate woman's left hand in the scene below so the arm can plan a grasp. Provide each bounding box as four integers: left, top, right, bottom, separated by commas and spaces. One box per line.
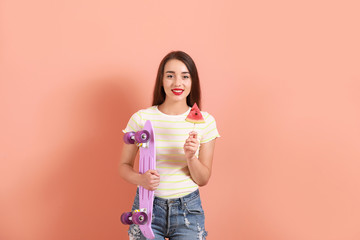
184, 131, 200, 161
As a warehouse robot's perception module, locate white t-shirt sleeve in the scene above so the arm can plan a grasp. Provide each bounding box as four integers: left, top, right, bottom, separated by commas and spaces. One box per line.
124, 110, 143, 133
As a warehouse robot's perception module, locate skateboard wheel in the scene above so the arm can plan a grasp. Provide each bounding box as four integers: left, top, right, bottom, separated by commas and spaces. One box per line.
132, 212, 148, 225
135, 130, 150, 143
120, 212, 133, 225
123, 132, 136, 144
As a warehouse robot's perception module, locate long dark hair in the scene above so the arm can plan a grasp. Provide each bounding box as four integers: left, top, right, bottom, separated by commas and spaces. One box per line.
152, 51, 201, 109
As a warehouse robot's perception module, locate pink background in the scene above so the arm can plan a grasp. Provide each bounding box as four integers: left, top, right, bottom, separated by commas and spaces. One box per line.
1, 0, 360, 239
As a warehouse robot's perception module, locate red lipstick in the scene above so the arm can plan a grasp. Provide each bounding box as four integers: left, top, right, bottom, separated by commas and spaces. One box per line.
172, 89, 184, 96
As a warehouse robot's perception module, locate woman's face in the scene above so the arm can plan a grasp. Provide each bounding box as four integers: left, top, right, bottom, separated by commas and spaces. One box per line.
162, 59, 192, 104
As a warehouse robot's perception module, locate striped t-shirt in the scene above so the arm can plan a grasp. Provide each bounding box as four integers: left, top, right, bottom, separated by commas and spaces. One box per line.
124, 105, 220, 199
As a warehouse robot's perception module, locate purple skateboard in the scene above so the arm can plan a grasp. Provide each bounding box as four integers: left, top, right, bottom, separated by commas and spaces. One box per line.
121, 120, 156, 239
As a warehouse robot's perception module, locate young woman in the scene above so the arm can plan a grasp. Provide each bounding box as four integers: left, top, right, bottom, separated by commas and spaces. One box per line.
119, 51, 220, 240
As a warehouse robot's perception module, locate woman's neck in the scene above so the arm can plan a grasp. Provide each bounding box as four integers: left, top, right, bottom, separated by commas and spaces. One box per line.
158, 101, 189, 115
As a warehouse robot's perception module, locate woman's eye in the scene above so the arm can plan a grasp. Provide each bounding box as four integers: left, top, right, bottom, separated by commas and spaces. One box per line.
166, 75, 174, 78
183, 75, 190, 79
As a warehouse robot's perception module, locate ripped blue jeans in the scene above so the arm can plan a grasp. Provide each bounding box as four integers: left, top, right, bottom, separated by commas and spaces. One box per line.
128, 188, 208, 240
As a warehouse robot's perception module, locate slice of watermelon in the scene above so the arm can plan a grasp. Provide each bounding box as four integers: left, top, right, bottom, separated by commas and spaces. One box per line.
185, 103, 205, 124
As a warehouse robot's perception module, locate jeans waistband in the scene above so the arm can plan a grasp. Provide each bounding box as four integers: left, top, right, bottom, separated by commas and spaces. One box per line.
136, 188, 200, 206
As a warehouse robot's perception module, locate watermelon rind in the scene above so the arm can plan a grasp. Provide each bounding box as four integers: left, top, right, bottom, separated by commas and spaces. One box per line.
185, 118, 206, 124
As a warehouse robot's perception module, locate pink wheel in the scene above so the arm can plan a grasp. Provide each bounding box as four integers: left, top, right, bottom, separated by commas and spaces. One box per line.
123, 132, 136, 144
135, 130, 150, 143
132, 212, 148, 225
121, 212, 133, 225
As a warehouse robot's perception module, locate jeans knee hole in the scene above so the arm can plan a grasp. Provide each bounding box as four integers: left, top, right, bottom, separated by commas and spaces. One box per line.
128, 225, 141, 240
197, 223, 208, 240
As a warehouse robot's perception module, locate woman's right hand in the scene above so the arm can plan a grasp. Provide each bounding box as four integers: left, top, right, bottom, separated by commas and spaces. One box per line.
139, 169, 160, 191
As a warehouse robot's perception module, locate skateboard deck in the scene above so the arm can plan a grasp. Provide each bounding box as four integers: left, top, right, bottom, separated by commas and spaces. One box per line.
121, 120, 156, 239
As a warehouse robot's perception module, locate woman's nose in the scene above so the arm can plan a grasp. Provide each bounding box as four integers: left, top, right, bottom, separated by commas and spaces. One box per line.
174, 75, 182, 86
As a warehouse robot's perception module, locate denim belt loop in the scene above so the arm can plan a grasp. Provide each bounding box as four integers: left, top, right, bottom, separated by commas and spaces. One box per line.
180, 195, 188, 210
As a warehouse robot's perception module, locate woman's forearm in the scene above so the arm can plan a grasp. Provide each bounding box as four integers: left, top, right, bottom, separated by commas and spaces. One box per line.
186, 156, 211, 186
119, 162, 142, 186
